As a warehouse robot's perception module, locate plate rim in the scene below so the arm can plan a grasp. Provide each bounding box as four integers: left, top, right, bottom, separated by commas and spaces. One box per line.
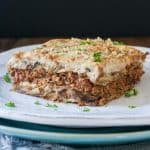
2, 110, 150, 127
1, 119, 150, 145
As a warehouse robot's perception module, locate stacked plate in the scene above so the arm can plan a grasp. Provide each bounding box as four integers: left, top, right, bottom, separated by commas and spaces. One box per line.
0, 45, 150, 145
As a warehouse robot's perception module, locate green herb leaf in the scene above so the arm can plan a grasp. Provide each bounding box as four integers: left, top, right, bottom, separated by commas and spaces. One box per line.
34, 101, 41, 105
92, 92, 98, 96
83, 107, 90, 112
3, 73, 11, 83
5, 101, 15, 108
80, 39, 94, 45
128, 105, 136, 109
46, 103, 58, 109
65, 100, 72, 104
125, 88, 138, 97
113, 41, 124, 45
93, 52, 101, 62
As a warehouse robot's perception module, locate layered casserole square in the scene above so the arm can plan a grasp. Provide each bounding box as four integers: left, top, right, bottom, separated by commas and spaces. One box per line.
8, 38, 148, 105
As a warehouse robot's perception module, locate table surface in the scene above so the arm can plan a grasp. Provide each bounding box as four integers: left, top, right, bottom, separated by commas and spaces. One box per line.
0, 37, 150, 52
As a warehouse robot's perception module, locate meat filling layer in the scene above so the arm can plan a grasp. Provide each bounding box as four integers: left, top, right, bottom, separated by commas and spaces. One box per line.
9, 63, 144, 106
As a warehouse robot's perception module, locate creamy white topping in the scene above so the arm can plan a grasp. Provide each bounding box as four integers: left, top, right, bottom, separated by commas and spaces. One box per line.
8, 38, 145, 83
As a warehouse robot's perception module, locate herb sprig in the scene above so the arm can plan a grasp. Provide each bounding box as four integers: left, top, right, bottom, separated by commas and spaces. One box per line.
80, 39, 94, 45
83, 107, 90, 112
93, 52, 101, 62
3, 73, 11, 83
5, 101, 15, 108
34, 101, 41, 105
128, 105, 136, 109
46, 103, 58, 109
113, 41, 124, 45
125, 88, 138, 97
65, 100, 72, 104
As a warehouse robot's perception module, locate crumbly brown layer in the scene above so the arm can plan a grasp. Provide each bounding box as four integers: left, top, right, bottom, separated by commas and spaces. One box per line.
8, 62, 144, 106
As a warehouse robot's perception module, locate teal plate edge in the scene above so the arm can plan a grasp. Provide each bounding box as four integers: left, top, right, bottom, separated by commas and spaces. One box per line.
1, 118, 150, 145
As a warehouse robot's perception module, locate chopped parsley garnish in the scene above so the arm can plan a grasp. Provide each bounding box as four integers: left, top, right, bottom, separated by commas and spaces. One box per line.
34, 101, 41, 105
3, 73, 11, 83
93, 52, 101, 62
65, 100, 72, 104
113, 41, 124, 45
5, 101, 15, 108
125, 88, 138, 97
83, 107, 90, 112
92, 92, 98, 96
46, 103, 58, 109
128, 105, 136, 109
80, 39, 94, 45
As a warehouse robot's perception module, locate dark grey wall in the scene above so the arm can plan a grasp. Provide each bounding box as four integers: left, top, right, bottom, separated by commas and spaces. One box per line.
0, 0, 150, 37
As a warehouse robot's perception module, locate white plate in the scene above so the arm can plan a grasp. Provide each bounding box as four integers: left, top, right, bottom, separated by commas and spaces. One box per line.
0, 45, 150, 127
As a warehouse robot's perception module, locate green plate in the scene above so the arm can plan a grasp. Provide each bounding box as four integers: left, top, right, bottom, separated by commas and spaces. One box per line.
1, 118, 150, 145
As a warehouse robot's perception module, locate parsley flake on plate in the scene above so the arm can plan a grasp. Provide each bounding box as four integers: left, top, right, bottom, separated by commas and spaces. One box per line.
83, 107, 90, 112
125, 88, 138, 97
34, 101, 41, 105
46, 103, 58, 109
3, 73, 11, 83
128, 105, 136, 109
5, 101, 15, 108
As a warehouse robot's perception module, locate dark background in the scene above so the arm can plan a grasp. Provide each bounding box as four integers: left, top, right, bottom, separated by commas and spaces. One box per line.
0, 0, 150, 37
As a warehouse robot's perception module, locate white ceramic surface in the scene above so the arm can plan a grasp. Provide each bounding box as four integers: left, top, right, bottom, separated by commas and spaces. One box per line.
0, 45, 150, 127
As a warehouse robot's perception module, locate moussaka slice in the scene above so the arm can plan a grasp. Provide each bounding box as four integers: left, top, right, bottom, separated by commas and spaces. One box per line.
7, 38, 148, 106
